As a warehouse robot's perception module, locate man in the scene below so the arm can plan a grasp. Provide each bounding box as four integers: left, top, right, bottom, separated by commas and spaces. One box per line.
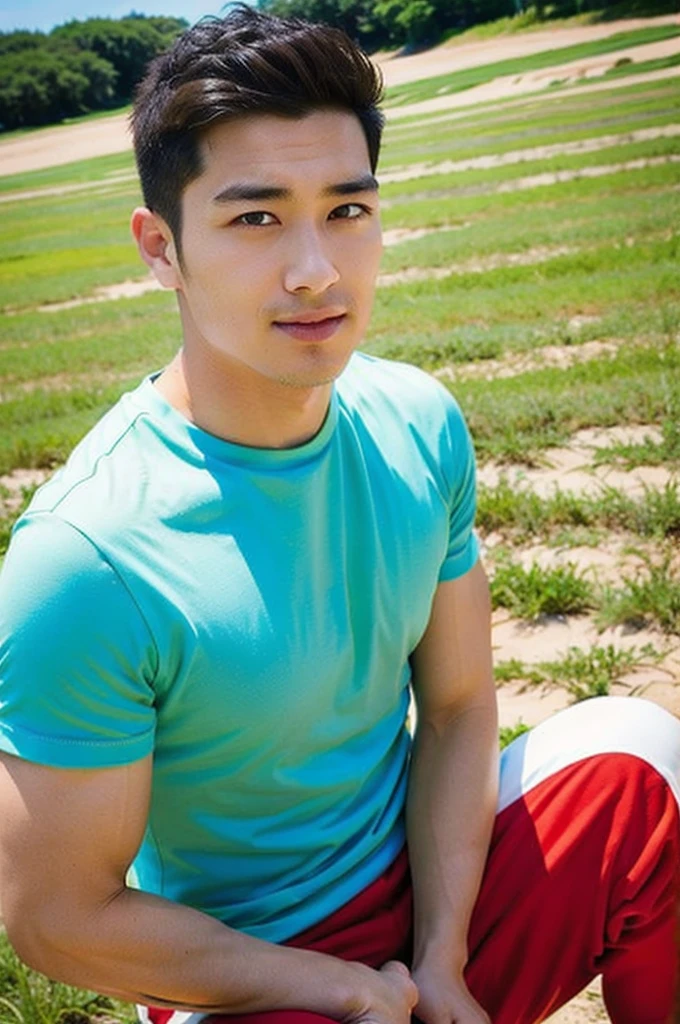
0, 8, 678, 1023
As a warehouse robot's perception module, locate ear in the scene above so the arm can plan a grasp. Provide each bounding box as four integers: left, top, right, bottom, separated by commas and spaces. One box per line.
131, 207, 182, 289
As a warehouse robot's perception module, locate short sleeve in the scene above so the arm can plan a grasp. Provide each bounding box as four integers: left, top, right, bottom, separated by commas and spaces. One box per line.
437, 393, 479, 583
0, 514, 157, 768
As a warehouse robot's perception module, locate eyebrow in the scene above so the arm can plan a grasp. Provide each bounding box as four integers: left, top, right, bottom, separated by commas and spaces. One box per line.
212, 174, 379, 204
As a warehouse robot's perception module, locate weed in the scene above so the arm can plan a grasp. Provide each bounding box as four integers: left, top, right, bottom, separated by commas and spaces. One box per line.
593, 419, 680, 470
499, 721, 531, 748
489, 560, 595, 619
535, 643, 663, 701
477, 478, 594, 539
597, 547, 680, 634
495, 643, 665, 702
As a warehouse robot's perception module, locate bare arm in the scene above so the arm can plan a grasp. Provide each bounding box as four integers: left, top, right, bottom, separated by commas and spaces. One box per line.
407, 560, 498, 1023
0, 752, 416, 1023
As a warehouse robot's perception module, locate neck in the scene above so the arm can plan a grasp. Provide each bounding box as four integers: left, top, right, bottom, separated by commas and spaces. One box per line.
155, 347, 333, 450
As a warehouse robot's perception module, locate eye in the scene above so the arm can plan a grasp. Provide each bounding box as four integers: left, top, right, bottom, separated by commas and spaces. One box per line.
233, 211, 278, 226
329, 203, 371, 221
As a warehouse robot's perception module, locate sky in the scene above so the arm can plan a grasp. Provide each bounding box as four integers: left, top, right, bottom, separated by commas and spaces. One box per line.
0, 0, 237, 34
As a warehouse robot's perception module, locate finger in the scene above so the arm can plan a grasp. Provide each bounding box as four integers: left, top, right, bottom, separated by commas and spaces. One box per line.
382, 960, 411, 978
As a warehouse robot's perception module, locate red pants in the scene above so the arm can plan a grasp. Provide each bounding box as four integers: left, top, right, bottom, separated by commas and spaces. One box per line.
146, 699, 680, 1024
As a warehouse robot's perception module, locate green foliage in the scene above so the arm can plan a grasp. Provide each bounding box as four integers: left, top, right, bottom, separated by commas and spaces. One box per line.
498, 720, 531, 747
535, 643, 656, 701
597, 548, 680, 634
477, 478, 680, 542
0, 15, 186, 131
51, 17, 185, 104
490, 560, 595, 619
594, 418, 680, 469
0, 47, 117, 129
495, 643, 664, 701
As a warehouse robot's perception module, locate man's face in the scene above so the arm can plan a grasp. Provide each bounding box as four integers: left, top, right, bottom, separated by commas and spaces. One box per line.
168, 110, 382, 390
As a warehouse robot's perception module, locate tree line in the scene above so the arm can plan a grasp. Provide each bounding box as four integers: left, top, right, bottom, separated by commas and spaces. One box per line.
0, 15, 186, 131
255, 0, 667, 52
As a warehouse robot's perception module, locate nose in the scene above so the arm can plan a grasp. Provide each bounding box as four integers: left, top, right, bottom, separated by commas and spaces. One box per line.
283, 224, 340, 295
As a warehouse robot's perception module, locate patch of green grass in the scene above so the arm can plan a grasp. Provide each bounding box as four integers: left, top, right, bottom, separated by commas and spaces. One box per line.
381, 108, 680, 173
478, 479, 594, 539
442, 7, 595, 44
495, 643, 664, 701
383, 25, 680, 107
380, 136, 680, 204
498, 720, 531, 748
594, 419, 680, 469
597, 547, 680, 634
386, 73, 679, 132
0, 150, 136, 197
380, 163, 679, 231
489, 560, 595, 619
453, 342, 680, 464
382, 93, 680, 168
0, 385, 142, 475
0, 931, 135, 1024
556, 50, 680, 87
380, 187, 680, 276
478, 476, 680, 541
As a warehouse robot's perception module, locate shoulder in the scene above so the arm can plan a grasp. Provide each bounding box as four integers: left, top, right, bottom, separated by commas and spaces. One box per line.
29, 379, 155, 524
337, 352, 471, 452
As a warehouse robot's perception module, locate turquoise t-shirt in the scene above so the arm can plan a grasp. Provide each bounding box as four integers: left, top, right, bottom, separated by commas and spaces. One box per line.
0, 353, 478, 942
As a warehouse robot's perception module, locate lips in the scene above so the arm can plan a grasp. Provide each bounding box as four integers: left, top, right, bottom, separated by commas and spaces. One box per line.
273, 313, 347, 342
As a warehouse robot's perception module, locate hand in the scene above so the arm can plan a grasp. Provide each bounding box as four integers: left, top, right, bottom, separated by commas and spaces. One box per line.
342, 960, 419, 1024
411, 962, 490, 1024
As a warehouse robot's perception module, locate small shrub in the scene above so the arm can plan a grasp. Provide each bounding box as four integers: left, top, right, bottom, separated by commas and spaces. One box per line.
535, 643, 663, 702
489, 560, 595, 619
597, 548, 680, 635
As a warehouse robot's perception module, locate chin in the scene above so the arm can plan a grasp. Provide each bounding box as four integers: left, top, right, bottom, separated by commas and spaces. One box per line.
274, 348, 354, 389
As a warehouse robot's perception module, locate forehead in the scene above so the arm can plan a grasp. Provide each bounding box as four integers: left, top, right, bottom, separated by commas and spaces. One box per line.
194, 110, 371, 194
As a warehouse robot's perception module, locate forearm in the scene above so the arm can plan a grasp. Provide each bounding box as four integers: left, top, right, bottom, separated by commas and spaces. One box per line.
13, 884, 371, 1017
406, 701, 498, 973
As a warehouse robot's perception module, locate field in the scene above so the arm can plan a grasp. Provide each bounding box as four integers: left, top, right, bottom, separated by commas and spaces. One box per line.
0, 16, 679, 1024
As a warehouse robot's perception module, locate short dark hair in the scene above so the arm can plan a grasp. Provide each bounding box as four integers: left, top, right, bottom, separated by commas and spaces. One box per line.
131, 5, 384, 256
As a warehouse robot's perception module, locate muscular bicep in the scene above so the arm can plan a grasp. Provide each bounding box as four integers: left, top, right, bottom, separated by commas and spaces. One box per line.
411, 559, 495, 725
0, 751, 151, 953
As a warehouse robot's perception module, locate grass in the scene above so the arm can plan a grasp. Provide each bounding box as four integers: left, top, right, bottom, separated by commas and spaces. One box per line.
593, 418, 680, 468
597, 547, 680, 633
0, 932, 134, 1024
498, 721, 531, 748
381, 105, 680, 170
0, 152, 136, 197
477, 476, 680, 541
489, 560, 595, 618
495, 642, 665, 700
549, 50, 680, 87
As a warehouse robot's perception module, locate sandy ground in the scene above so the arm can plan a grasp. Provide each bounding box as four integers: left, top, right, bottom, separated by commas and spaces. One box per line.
3, 18, 679, 1020
0, 13, 678, 177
